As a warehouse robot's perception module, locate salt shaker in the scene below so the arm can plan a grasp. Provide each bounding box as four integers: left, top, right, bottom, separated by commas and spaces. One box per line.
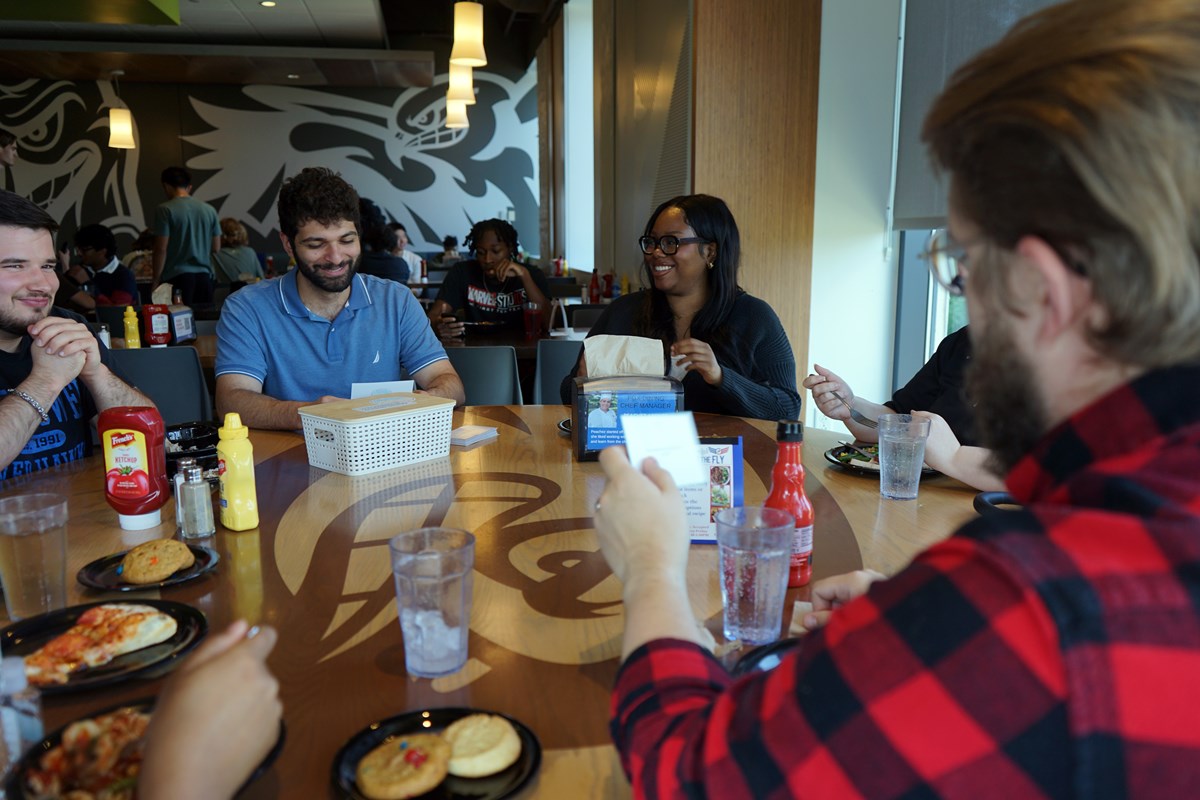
97, 323, 111, 348
173, 457, 197, 532
179, 465, 216, 539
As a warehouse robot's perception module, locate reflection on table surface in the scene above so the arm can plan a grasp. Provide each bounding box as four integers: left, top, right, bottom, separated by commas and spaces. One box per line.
0, 407, 977, 798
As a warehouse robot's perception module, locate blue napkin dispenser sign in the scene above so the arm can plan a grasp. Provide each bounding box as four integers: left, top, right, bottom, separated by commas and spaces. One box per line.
571, 376, 684, 461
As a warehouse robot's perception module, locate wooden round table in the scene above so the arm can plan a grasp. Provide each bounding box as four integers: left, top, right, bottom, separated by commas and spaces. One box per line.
2, 407, 978, 798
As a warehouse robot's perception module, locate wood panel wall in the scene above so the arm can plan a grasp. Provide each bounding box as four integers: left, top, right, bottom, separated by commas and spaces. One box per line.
692, 0, 822, 388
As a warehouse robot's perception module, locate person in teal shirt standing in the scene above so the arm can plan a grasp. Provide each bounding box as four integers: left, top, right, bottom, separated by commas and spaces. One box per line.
152, 166, 220, 305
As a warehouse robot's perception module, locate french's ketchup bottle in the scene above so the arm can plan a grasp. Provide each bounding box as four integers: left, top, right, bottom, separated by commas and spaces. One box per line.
99, 406, 170, 530
765, 420, 814, 586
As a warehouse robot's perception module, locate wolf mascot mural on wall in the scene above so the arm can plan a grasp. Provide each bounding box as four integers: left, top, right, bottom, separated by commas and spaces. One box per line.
0, 68, 539, 252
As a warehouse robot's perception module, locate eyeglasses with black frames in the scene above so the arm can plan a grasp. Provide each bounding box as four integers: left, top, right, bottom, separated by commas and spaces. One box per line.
638, 235, 709, 256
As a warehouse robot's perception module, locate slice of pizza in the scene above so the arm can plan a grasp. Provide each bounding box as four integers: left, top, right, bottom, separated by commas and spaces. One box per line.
24, 604, 178, 687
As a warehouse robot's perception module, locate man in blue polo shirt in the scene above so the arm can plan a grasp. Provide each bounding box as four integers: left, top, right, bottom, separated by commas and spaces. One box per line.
214, 168, 464, 430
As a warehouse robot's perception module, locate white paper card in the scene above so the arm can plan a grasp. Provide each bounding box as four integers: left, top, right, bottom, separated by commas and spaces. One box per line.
620, 412, 707, 487
451, 425, 499, 446
351, 380, 415, 399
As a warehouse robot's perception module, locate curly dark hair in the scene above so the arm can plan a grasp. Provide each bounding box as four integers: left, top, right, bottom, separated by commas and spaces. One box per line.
0, 190, 56, 234
464, 219, 519, 257
636, 194, 742, 345
74, 223, 118, 260
277, 167, 361, 241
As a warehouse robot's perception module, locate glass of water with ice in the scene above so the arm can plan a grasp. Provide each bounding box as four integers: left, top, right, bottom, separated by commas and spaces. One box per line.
878, 414, 932, 500
714, 506, 794, 645
389, 528, 475, 677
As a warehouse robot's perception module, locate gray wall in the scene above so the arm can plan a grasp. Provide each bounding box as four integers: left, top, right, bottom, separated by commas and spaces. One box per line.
0, 64, 539, 257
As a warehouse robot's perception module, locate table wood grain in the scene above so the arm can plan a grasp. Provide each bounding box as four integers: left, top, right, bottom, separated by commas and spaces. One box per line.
0, 408, 977, 798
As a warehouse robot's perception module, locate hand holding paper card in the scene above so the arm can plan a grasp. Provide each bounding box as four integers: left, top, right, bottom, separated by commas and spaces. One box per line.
620, 412, 707, 487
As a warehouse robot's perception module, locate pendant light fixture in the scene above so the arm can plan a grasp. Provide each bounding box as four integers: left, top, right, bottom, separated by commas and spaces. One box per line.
450, 1, 487, 67
446, 99, 470, 129
108, 70, 136, 150
447, 62, 476, 105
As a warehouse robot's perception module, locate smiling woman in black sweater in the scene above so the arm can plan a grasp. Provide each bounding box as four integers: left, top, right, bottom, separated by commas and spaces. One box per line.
560, 194, 800, 421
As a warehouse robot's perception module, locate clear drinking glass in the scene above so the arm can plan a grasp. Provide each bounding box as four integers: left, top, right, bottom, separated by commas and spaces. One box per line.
878, 414, 932, 500
0, 494, 68, 620
389, 528, 475, 677
714, 506, 794, 645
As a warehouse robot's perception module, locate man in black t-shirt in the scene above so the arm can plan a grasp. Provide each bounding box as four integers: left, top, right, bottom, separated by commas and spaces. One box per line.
0, 191, 150, 480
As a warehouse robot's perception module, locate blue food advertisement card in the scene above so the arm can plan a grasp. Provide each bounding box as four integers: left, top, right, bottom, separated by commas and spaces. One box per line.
683, 437, 744, 544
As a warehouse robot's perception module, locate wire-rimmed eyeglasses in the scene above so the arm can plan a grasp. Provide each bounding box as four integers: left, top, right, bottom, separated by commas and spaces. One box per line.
638, 235, 709, 256
918, 229, 970, 296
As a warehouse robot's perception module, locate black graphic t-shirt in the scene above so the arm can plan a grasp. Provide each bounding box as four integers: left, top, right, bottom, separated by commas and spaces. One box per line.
0, 309, 119, 480
435, 260, 550, 330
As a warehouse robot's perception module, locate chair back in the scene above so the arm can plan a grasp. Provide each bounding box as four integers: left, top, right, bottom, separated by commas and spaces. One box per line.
194, 319, 219, 337
107, 347, 213, 425
444, 346, 523, 406
568, 304, 607, 328
533, 339, 583, 404
95, 305, 131, 337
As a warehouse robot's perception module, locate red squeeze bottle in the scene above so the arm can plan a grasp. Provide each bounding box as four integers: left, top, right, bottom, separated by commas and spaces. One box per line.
99, 406, 170, 530
765, 420, 814, 587
141, 304, 171, 347
588, 270, 601, 303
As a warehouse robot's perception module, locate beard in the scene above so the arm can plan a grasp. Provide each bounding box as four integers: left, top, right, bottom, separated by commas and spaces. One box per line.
965, 316, 1051, 476
295, 252, 358, 294
0, 296, 51, 338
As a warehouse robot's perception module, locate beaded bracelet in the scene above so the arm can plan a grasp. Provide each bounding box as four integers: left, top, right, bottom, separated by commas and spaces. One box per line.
11, 389, 49, 423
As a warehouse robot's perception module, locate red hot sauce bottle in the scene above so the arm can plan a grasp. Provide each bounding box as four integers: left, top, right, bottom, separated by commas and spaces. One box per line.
765, 420, 814, 587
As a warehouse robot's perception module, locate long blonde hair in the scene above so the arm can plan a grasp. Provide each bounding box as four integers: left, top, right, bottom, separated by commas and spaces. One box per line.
924, 0, 1200, 367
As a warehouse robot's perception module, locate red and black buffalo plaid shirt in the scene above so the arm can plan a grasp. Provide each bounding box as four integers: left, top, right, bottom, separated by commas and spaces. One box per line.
611, 365, 1200, 798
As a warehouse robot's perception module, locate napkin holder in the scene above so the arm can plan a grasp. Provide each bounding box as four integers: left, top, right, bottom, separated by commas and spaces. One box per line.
570, 375, 684, 461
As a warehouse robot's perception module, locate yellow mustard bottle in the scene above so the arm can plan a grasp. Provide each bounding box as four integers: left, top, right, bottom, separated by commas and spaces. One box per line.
217, 412, 258, 531
122, 306, 141, 349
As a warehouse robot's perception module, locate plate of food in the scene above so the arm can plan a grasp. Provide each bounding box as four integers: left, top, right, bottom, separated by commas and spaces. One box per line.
824, 443, 938, 477
0, 600, 207, 695
557, 418, 572, 436
332, 707, 541, 800
77, 540, 219, 592
6, 699, 284, 799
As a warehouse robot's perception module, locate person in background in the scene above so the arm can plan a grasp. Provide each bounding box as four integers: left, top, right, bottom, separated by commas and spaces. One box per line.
0, 130, 16, 171
356, 199, 409, 285
138, 621, 281, 800
560, 194, 800, 421
152, 166, 220, 305
432, 235, 461, 268
212, 217, 264, 291
805, 325, 1004, 490
71, 223, 138, 306
0, 191, 150, 480
215, 167, 464, 430
428, 218, 550, 337
388, 222, 423, 278
52, 241, 96, 315
592, 0, 1200, 795
122, 227, 156, 283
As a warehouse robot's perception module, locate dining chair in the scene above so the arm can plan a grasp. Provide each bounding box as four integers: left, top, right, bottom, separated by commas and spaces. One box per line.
445, 346, 524, 406
108, 346, 213, 425
567, 303, 607, 328
533, 339, 583, 404
194, 318, 219, 337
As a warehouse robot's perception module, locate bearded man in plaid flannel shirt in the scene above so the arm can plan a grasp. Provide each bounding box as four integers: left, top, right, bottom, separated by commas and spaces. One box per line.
592, 0, 1200, 797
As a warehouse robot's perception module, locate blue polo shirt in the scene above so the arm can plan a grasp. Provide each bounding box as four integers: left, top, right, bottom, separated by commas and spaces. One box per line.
215, 270, 448, 402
